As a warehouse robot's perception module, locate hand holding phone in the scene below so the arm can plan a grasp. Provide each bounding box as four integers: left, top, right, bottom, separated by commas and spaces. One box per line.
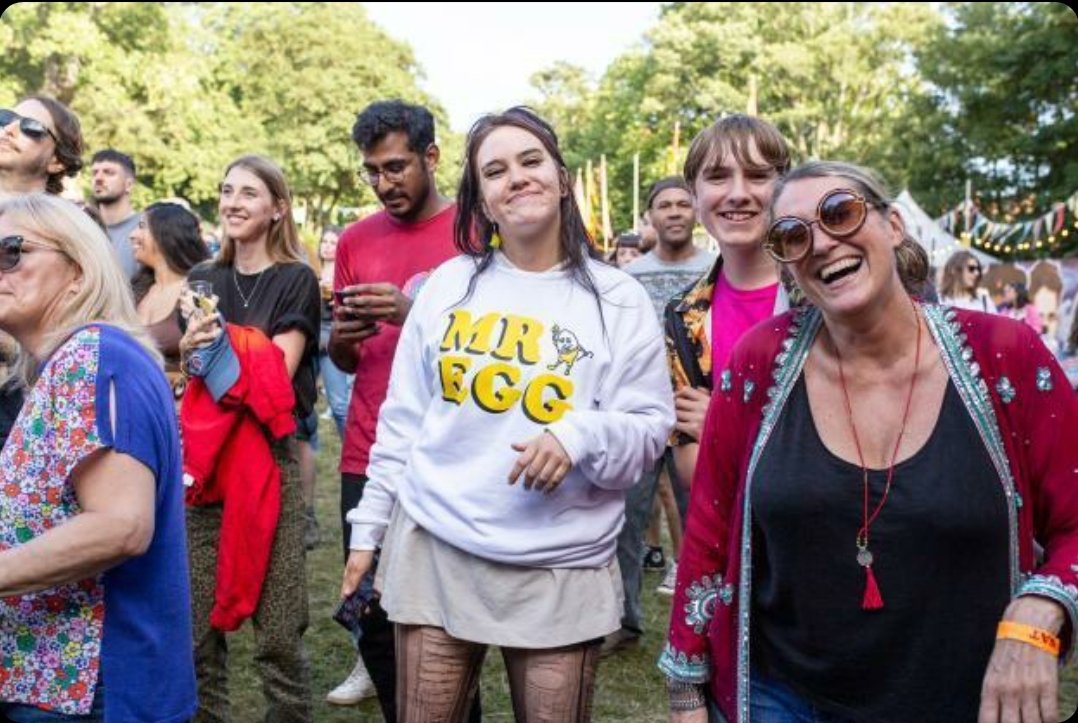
333, 582, 376, 640
339, 283, 411, 326
335, 549, 380, 640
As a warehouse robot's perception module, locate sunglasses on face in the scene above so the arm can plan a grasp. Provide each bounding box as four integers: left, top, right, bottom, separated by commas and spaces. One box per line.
0, 109, 59, 144
965, 264, 982, 275
765, 188, 874, 264
0, 235, 55, 272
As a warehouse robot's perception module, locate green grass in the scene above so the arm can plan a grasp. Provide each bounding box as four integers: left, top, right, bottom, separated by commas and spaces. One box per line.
220, 412, 1078, 722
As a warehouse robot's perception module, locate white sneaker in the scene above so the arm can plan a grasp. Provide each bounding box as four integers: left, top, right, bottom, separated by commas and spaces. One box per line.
326, 655, 377, 705
656, 561, 677, 597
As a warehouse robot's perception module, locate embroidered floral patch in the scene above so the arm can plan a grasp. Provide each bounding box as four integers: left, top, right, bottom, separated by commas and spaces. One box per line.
995, 376, 1016, 404
683, 574, 734, 634
743, 380, 755, 403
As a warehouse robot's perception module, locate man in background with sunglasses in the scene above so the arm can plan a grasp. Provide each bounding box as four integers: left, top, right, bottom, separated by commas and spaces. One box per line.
89, 149, 140, 278
0, 95, 83, 450
0, 96, 83, 202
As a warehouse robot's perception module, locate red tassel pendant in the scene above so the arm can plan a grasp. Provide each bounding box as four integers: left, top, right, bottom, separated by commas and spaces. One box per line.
862, 565, 884, 610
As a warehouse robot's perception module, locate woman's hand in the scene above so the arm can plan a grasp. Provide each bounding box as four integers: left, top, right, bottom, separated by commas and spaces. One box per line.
341, 549, 374, 598
979, 596, 1065, 723
178, 308, 222, 362
508, 431, 572, 493
670, 709, 708, 723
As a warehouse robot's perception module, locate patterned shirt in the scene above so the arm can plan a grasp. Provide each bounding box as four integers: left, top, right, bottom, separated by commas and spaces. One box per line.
0, 326, 195, 722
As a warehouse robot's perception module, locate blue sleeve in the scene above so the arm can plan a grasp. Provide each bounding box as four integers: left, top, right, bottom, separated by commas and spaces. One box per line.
94, 327, 181, 486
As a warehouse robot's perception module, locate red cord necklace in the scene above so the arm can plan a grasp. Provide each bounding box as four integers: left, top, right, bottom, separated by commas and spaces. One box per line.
832, 299, 922, 611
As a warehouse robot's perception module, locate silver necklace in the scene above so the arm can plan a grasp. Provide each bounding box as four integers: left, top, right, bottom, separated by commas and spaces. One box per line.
233, 265, 269, 308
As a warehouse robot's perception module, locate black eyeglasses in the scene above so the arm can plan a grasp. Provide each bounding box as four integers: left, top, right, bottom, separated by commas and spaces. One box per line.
765, 188, 875, 263
0, 235, 56, 272
0, 109, 58, 144
359, 159, 411, 187
965, 264, 982, 275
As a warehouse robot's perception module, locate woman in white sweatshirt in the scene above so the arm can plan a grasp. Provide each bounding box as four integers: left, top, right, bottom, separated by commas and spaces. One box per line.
340, 106, 675, 722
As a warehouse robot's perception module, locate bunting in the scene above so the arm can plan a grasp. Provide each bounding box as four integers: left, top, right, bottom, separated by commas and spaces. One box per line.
936, 191, 1078, 254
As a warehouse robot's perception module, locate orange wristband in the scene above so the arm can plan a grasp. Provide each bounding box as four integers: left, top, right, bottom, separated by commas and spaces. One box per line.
996, 621, 1061, 656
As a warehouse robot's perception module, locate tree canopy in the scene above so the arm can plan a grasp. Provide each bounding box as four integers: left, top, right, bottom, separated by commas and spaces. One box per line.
0, 2, 455, 233
529, 2, 1078, 257
2, 2, 1074, 257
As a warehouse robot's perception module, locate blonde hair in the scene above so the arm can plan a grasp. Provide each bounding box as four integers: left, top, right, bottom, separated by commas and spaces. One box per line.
0, 194, 160, 386
216, 155, 306, 267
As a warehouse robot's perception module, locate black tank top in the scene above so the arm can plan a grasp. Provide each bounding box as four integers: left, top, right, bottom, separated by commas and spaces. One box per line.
751, 376, 1008, 723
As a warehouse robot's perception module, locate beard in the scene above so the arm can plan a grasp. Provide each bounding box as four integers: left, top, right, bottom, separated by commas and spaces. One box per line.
92, 188, 124, 205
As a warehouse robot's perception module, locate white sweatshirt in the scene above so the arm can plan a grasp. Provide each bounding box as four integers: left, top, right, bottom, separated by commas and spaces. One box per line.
347, 253, 675, 568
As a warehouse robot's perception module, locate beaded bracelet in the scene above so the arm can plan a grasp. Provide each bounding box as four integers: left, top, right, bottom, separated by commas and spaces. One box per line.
667, 680, 707, 711
996, 621, 1061, 656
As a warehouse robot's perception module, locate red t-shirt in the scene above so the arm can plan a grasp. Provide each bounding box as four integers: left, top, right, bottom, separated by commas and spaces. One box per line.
334, 204, 458, 475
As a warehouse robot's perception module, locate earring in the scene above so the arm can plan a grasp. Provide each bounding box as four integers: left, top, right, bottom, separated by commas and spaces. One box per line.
273, 214, 281, 222
489, 224, 502, 249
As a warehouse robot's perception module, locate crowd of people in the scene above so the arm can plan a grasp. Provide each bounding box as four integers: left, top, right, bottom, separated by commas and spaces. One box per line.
0, 91, 1076, 723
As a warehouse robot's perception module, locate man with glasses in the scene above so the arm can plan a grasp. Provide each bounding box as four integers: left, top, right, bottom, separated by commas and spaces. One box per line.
327, 99, 462, 720
0, 96, 83, 201
90, 149, 140, 278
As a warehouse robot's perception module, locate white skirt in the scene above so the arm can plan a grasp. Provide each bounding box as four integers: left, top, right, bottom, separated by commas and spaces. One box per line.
376, 505, 623, 649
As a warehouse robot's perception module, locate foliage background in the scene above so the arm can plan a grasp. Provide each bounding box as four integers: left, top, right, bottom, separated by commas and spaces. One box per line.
2, 2, 1075, 256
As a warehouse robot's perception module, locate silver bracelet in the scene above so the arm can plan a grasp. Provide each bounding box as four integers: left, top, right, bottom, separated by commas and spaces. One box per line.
667, 680, 707, 711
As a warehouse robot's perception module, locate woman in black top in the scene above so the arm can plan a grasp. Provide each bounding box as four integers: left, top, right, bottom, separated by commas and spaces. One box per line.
180, 154, 319, 722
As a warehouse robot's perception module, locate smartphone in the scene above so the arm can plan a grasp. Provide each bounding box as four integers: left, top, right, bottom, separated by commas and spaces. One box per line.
333, 560, 379, 641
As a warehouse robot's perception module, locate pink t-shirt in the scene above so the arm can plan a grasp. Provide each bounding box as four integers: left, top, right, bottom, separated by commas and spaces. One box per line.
335, 205, 458, 475
709, 271, 780, 373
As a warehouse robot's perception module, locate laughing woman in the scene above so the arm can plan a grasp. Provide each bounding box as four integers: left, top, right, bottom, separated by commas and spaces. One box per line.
661, 162, 1078, 723
342, 107, 674, 722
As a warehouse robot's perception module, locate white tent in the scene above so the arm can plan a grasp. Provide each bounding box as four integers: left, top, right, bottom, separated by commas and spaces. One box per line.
894, 190, 999, 268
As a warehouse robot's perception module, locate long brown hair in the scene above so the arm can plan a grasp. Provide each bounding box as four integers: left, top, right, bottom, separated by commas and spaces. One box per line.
939, 250, 979, 300
24, 95, 83, 195
216, 155, 306, 267
453, 107, 602, 305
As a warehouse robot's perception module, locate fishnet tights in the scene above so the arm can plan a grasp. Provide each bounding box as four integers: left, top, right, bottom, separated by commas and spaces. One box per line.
395, 624, 600, 723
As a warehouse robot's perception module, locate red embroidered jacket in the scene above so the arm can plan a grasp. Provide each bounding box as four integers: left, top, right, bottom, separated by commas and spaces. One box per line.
659, 305, 1078, 723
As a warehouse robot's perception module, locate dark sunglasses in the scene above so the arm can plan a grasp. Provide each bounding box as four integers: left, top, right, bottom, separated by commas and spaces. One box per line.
0, 235, 56, 272
765, 188, 874, 264
0, 109, 59, 144
965, 264, 982, 275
